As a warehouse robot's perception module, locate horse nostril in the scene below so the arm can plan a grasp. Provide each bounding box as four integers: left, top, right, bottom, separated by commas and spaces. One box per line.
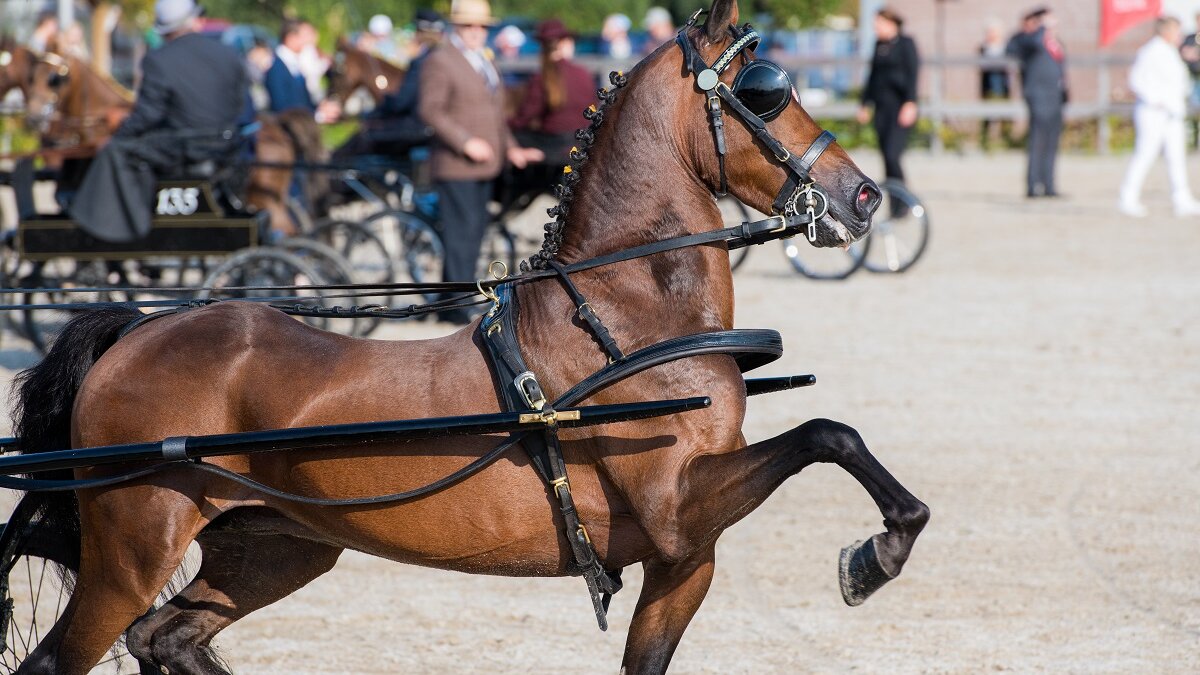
856, 183, 882, 218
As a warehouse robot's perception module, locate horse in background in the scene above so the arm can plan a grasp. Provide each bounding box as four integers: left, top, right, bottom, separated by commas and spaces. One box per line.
0, 36, 39, 103
328, 37, 405, 109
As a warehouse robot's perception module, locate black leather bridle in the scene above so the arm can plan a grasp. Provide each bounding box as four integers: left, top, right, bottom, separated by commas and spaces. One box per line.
676, 12, 834, 243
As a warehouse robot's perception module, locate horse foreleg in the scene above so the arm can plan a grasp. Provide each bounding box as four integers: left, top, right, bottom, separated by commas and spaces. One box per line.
127, 527, 343, 675
620, 545, 715, 675
665, 418, 928, 606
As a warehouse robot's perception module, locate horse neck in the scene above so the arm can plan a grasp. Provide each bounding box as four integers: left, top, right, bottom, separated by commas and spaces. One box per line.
547, 83, 734, 336
68, 60, 131, 114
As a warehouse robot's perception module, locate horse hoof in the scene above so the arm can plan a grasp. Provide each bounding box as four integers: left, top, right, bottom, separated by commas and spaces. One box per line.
838, 537, 895, 607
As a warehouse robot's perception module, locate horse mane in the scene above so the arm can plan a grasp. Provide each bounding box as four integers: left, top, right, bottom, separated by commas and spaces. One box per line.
521, 70, 630, 272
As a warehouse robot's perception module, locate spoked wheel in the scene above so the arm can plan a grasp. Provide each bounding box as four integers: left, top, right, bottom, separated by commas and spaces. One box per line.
782, 231, 869, 281
720, 197, 754, 272
862, 179, 930, 274
478, 224, 517, 279
199, 248, 332, 331
377, 212, 445, 302
277, 238, 372, 337
20, 260, 133, 355
0, 497, 141, 674
311, 219, 395, 287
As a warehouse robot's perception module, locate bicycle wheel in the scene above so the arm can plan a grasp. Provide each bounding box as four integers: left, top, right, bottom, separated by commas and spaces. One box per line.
719, 197, 753, 272
0, 496, 142, 674
782, 233, 868, 281
862, 179, 930, 274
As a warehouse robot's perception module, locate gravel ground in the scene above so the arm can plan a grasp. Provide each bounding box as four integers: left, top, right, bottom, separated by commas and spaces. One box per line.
1, 151, 1197, 673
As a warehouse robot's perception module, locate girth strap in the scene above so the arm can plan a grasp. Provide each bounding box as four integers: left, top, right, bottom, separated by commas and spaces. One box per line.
546, 260, 624, 363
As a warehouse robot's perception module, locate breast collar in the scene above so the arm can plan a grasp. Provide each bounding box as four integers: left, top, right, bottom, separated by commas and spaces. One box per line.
675, 13, 834, 243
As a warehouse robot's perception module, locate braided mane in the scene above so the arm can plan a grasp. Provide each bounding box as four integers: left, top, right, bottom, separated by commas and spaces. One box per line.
521, 70, 630, 272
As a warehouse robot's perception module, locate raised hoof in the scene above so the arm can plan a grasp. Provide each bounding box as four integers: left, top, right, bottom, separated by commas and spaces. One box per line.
839, 537, 895, 607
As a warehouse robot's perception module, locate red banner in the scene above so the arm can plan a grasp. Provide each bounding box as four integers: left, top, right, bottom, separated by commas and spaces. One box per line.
1100, 0, 1163, 46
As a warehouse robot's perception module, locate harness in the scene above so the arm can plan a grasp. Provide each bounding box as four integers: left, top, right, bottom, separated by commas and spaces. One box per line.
676, 13, 834, 243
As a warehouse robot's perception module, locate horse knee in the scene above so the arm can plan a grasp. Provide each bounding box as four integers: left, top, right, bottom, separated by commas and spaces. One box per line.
797, 418, 865, 463
151, 624, 230, 675
124, 613, 157, 664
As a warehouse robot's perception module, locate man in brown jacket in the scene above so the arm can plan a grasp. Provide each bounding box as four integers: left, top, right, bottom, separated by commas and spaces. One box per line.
420, 0, 542, 324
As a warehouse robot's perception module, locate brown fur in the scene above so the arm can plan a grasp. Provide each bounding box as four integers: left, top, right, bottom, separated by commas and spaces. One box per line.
14, 4, 928, 673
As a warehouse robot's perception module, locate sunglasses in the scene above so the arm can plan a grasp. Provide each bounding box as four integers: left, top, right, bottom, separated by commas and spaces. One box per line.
731, 60, 794, 122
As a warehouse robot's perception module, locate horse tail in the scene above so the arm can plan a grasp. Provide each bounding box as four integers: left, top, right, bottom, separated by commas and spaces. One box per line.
9, 305, 141, 563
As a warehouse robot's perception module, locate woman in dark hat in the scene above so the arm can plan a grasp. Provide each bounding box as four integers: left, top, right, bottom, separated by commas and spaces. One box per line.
509, 18, 598, 163
857, 7, 920, 191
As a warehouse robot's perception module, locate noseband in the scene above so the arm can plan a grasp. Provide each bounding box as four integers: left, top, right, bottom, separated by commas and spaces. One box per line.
676, 13, 833, 243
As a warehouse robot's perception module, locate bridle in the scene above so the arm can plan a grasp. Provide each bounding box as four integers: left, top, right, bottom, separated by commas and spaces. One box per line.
676, 12, 833, 243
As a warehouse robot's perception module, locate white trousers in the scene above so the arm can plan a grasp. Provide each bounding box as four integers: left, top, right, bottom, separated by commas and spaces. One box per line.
1119, 105, 1194, 207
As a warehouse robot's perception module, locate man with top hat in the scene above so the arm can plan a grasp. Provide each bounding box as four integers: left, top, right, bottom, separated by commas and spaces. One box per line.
68, 0, 251, 243
419, 0, 542, 324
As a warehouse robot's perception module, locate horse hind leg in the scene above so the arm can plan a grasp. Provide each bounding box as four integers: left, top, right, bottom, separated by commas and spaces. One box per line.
18, 490, 206, 675
126, 516, 343, 675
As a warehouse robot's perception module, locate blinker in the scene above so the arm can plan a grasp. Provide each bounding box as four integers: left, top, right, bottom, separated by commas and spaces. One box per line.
731, 60, 793, 122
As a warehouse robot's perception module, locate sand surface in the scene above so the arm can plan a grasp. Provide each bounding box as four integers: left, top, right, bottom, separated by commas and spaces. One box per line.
0, 151, 1197, 673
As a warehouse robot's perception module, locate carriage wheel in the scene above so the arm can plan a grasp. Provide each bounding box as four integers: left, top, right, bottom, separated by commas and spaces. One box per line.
364, 211, 445, 303
861, 179, 930, 274
199, 248, 333, 332
21, 260, 132, 355
719, 197, 753, 272
277, 238, 372, 337
782, 229, 869, 281
311, 219, 395, 287
478, 225, 517, 280
0, 498, 142, 674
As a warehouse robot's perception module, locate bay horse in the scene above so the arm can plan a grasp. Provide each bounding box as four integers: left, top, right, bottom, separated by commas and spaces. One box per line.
20, 49, 313, 234
0, 37, 37, 102
327, 37, 406, 107
10, 1, 928, 672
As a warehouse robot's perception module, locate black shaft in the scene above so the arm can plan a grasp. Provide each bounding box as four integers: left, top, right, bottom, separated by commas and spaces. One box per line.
0, 397, 711, 477
745, 375, 817, 397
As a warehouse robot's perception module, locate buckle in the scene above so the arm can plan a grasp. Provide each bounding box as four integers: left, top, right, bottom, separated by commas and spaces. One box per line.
514, 371, 547, 411
767, 215, 789, 234
520, 409, 582, 426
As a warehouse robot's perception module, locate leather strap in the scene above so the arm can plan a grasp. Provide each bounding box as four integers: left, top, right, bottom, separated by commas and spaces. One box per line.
546, 260, 624, 363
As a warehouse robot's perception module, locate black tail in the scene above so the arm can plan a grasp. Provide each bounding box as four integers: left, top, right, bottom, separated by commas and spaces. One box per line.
9, 305, 142, 564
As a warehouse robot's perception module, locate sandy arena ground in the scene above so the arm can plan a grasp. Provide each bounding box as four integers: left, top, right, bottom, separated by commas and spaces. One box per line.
0, 151, 1197, 673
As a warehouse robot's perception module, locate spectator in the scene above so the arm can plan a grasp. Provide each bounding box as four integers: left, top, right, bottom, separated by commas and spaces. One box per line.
246, 39, 274, 110
1179, 12, 1200, 146
979, 18, 1013, 150
510, 18, 596, 163
419, 0, 542, 324
494, 25, 527, 61
642, 7, 675, 55
857, 7, 919, 193
27, 10, 59, 54
59, 21, 89, 61
1118, 16, 1200, 218
265, 18, 339, 123
360, 14, 399, 63
602, 13, 633, 59
1007, 7, 1067, 198
297, 20, 333, 114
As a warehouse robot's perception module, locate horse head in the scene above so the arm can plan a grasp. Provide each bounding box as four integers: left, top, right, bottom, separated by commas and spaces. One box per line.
675, 0, 880, 247
23, 50, 71, 133
0, 38, 37, 101
328, 37, 401, 106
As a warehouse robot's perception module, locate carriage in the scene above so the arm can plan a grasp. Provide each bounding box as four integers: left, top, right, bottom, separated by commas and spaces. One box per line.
0, 3, 930, 673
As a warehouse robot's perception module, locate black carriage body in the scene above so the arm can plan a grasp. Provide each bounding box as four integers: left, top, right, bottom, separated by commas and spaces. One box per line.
16, 181, 262, 262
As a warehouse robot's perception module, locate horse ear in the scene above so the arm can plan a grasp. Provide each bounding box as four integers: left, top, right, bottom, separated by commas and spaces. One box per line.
706, 0, 740, 42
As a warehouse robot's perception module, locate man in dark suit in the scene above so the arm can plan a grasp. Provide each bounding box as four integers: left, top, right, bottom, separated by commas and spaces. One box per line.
1008, 7, 1068, 198
70, 0, 251, 242
419, 0, 542, 324
265, 19, 317, 114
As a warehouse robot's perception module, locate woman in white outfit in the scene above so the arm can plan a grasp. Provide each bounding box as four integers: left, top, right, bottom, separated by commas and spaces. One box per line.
1119, 16, 1200, 217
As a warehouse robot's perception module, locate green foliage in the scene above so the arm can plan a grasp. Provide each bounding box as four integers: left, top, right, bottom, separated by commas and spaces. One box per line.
176, 0, 845, 34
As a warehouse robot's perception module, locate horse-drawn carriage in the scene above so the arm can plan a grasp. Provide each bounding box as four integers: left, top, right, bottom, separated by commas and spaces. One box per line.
0, 4, 929, 673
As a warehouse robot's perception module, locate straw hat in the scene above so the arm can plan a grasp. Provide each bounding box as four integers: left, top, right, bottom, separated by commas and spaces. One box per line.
448, 0, 498, 27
